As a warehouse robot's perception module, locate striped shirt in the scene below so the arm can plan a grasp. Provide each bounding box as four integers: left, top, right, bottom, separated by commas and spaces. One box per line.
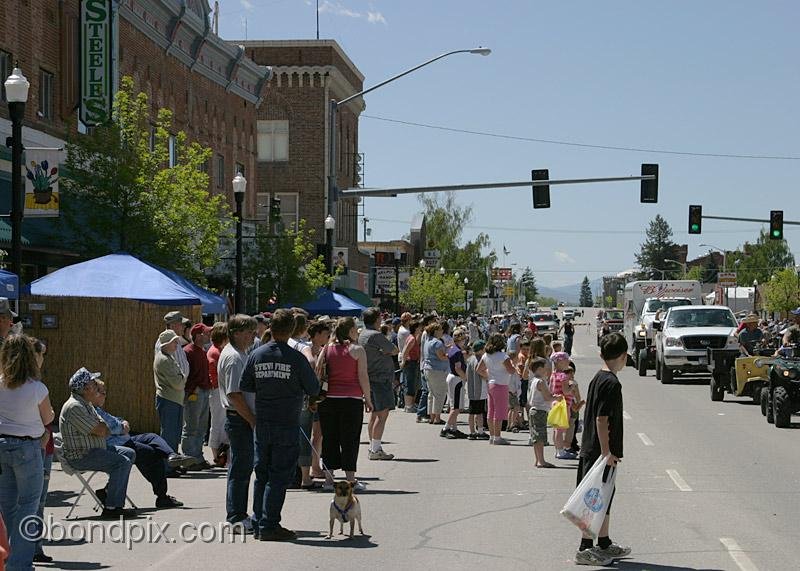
59, 394, 106, 462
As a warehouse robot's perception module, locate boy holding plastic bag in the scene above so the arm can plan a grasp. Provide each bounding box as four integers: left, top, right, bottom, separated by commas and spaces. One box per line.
566, 332, 631, 566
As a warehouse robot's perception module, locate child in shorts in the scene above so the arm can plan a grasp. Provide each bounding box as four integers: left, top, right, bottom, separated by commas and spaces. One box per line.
466, 340, 489, 440
528, 357, 559, 468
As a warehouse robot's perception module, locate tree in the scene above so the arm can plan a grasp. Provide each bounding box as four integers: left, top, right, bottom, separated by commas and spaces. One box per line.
401, 266, 465, 314
684, 265, 705, 282
702, 254, 720, 284
243, 219, 332, 309
727, 229, 796, 285
418, 193, 496, 296
519, 267, 538, 301
634, 215, 680, 280
763, 269, 800, 315
61, 76, 229, 282
579, 276, 593, 307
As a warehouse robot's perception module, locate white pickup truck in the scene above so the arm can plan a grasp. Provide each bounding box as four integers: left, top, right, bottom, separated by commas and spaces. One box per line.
653, 305, 740, 385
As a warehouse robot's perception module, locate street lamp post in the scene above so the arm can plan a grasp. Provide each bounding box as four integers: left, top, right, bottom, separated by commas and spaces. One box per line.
700, 244, 728, 305
232, 172, 247, 314
324, 214, 336, 279
325, 47, 491, 266
664, 258, 687, 276
4, 64, 30, 279
394, 247, 401, 316
464, 277, 469, 313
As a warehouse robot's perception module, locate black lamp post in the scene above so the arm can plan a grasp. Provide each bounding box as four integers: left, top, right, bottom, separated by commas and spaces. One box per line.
232, 172, 247, 314
4, 64, 30, 279
464, 277, 469, 313
325, 214, 336, 281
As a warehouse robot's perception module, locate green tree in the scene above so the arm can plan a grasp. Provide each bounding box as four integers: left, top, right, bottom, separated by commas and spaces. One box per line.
634, 215, 680, 280
519, 267, 538, 301
244, 219, 332, 309
418, 192, 496, 296
579, 276, 593, 307
61, 76, 229, 282
763, 269, 800, 315
684, 265, 705, 282
727, 229, 796, 285
401, 266, 465, 314
702, 254, 720, 284
537, 296, 558, 307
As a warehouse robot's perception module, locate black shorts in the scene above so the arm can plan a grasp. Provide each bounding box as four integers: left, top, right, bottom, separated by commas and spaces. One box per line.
576, 454, 616, 515
520, 379, 529, 407
468, 399, 487, 415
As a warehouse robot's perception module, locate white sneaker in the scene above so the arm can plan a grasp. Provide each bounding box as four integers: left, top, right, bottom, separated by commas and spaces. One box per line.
368, 449, 395, 460
575, 547, 613, 566
352, 481, 367, 492
493, 437, 510, 445
595, 543, 631, 559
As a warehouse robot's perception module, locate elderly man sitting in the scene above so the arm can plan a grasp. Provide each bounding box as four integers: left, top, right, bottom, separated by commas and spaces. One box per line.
90, 379, 190, 508
59, 368, 135, 518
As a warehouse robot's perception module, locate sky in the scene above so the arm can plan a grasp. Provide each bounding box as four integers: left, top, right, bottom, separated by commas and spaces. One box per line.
219, 0, 800, 287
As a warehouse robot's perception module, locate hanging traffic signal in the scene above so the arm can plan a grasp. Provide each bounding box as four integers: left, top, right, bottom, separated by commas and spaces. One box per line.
769, 210, 783, 240
640, 164, 659, 203
532, 169, 550, 208
688, 205, 702, 234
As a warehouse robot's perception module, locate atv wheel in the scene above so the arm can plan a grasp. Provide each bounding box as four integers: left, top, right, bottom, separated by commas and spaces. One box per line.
729, 367, 738, 394
766, 390, 774, 424
760, 388, 768, 416
773, 386, 792, 428
638, 349, 648, 377
752, 386, 762, 406
660, 361, 673, 384
710, 375, 724, 401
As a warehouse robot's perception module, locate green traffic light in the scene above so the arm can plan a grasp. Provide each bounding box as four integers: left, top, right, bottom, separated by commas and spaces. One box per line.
772, 230, 781, 238
691, 224, 700, 232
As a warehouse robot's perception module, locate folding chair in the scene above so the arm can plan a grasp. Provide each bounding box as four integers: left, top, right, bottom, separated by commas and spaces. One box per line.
53, 436, 138, 520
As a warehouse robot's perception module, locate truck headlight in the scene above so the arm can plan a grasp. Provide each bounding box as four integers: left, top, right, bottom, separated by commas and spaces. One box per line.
727, 335, 739, 347
637, 330, 647, 337
665, 337, 683, 347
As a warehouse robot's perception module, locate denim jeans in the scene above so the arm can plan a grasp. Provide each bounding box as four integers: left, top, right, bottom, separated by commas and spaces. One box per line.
224, 412, 264, 524
34, 450, 53, 555
416, 371, 429, 419
182, 388, 210, 461
402, 361, 420, 397
155, 396, 184, 453
0, 437, 44, 571
70, 446, 134, 509
119, 433, 171, 498
254, 423, 299, 532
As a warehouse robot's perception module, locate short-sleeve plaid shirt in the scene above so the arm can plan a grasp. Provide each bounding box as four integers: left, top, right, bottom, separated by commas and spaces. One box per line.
59, 394, 107, 461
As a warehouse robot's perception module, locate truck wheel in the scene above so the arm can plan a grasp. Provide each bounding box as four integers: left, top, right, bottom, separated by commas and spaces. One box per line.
660, 361, 673, 384
760, 388, 768, 416
773, 386, 792, 428
655, 357, 662, 380
710, 375, 724, 401
638, 349, 648, 377
766, 390, 774, 424
729, 367, 738, 394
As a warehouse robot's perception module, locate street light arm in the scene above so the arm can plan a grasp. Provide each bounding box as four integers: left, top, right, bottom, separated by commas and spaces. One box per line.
337, 48, 490, 106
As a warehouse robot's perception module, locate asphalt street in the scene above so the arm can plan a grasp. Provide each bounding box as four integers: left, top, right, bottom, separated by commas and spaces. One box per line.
40, 310, 798, 570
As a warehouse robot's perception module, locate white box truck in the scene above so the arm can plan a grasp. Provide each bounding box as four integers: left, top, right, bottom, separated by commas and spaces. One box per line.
622, 280, 703, 375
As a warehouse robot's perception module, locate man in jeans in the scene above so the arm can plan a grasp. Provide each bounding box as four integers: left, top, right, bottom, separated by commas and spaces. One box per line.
359, 307, 399, 460
59, 368, 134, 518
218, 314, 259, 533
241, 309, 319, 541
182, 323, 212, 469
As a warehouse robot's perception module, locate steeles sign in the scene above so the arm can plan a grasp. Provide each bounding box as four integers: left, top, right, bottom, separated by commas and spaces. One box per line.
80, 0, 113, 126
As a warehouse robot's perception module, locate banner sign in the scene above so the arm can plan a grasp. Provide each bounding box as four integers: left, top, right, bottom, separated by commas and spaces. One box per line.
80, 0, 113, 126
718, 272, 737, 287
492, 267, 513, 281
24, 150, 60, 217
374, 268, 409, 296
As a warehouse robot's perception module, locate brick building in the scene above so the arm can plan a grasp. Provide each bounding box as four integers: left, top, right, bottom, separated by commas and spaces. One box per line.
0, 0, 270, 282
241, 39, 370, 287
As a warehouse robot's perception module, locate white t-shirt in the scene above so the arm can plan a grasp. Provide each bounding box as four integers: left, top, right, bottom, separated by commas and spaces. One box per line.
530, 376, 551, 411
217, 343, 255, 412
397, 326, 410, 363
0, 378, 48, 437
481, 351, 512, 386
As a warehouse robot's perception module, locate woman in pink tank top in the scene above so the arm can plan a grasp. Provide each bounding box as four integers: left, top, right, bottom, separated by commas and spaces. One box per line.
316, 317, 374, 490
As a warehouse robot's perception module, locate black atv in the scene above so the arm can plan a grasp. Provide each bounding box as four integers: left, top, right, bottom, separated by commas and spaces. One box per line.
760, 347, 800, 428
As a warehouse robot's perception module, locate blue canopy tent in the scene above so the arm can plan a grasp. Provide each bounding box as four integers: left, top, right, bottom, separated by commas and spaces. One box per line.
0, 270, 19, 300
291, 288, 367, 317
27, 253, 227, 314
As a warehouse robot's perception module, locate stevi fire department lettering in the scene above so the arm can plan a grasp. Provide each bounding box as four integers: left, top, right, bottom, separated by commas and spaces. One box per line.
253, 362, 293, 380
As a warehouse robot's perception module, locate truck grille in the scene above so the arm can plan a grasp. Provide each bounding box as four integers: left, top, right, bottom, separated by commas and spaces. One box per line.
682, 336, 727, 350
609, 323, 623, 331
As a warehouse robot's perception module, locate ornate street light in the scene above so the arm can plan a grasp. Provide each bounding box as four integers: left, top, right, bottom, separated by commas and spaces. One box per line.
232, 172, 247, 313
5, 64, 30, 279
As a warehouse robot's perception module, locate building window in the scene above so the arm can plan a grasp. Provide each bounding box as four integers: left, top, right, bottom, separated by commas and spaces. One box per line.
199, 158, 209, 174
257, 120, 289, 162
168, 134, 177, 167
275, 192, 299, 231
0, 51, 10, 102
255, 192, 269, 221
216, 154, 225, 188
235, 162, 245, 177
39, 69, 54, 119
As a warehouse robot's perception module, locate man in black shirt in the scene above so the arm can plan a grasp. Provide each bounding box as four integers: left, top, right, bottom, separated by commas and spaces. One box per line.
574, 332, 631, 566
240, 309, 320, 541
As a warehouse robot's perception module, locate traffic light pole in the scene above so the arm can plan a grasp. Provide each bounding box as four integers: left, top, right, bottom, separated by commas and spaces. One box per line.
338, 174, 655, 198
700, 214, 800, 226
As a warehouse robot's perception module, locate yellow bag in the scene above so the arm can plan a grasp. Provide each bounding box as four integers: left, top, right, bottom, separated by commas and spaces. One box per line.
547, 398, 569, 429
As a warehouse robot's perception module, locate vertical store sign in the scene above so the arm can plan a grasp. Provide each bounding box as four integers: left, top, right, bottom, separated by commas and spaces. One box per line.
80, 0, 112, 126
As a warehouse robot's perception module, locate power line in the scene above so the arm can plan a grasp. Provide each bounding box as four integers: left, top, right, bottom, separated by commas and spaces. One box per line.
362, 115, 800, 161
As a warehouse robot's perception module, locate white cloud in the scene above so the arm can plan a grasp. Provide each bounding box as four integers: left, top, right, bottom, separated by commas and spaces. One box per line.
317, 1, 387, 24
553, 251, 576, 264
240, 0, 254, 10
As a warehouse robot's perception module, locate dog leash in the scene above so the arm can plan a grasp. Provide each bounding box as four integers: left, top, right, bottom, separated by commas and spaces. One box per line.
299, 426, 336, 481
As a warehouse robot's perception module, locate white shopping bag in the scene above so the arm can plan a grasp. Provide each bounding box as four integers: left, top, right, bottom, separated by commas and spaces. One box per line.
560, 455, 617, 539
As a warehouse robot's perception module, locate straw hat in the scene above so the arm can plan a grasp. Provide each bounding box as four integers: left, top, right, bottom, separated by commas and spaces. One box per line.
740, 313, 759, 325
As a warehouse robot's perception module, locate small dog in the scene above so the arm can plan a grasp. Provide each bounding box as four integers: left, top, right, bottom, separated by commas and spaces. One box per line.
327, 481, 364, 539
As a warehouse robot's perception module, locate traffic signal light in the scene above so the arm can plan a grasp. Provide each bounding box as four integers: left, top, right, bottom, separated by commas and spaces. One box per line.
688, 205, 702, 234
640, 163, 658, 203
770, 210, 783, 240
531, 169, 550, 208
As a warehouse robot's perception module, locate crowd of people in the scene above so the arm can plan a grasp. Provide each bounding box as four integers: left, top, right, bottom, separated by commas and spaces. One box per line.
3, 296, 798, 569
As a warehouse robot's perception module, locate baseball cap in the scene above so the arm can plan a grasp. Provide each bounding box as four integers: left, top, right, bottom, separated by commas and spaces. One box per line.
164, 311, 183, 324
0, 297, 18, 318
69, 367, 101, 393
190, 323, 211, 338
159, 330, 181, 345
